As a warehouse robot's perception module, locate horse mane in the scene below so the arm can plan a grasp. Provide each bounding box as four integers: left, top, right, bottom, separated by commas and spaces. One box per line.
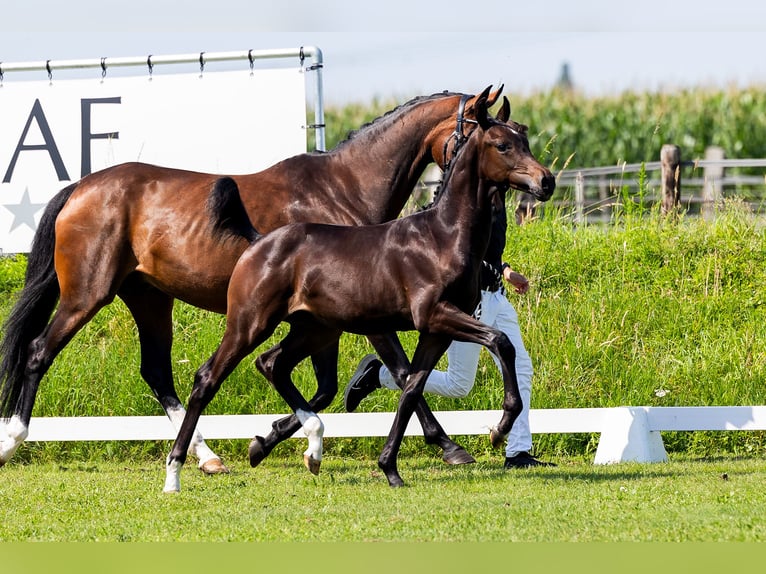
335, 91, 467, 149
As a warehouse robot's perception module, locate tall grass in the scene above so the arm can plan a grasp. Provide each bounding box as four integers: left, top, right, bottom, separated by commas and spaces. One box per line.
2, 199, 765, 463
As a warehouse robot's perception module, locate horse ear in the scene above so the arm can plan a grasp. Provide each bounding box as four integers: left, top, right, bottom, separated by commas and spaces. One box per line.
486, 84, 504, 108
476, 86, 493, 130
496, 97, 511, 122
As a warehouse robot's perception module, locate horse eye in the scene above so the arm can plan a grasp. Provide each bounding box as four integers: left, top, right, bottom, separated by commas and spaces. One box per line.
496, 143, 509, 152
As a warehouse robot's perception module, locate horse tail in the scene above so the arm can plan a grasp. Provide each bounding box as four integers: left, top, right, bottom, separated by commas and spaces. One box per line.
0, 183, 77, 419
207, 176, 261, 243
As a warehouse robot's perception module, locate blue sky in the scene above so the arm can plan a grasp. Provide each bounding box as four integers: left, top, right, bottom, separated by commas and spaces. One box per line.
2, 1, 765, 105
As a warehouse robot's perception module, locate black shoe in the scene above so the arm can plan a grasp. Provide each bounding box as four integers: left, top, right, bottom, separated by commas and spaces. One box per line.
504, 452, 556, 469
343, 354, 382, 412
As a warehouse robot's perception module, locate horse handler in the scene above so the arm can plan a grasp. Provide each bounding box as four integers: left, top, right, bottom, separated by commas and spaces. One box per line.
343, 191, 555, 469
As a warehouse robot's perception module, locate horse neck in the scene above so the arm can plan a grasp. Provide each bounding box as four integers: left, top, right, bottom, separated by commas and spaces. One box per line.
330, 97, 458, 222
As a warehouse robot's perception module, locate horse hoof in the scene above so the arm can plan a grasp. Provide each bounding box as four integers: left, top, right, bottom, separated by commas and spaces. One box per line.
442, 444, 476, 465
489, 427, 506, 449
304, 454, 321, 475
199, 457, 229, 475
387, 475, 405, 488
248, 436, 268, 468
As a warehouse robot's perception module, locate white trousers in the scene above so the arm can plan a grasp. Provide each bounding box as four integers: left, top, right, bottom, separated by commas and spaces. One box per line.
380, 289, 533, 457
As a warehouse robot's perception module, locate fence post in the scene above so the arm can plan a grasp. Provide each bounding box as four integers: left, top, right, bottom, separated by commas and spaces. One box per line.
702, 146, 725, 220
660, 144, 681, 215
575, 171, 584, 224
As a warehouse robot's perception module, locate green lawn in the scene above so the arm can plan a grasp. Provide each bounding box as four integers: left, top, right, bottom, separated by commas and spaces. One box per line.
1, 453, 764, 542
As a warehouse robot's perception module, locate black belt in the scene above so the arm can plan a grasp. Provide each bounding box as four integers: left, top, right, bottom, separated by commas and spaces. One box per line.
482, 261, 504, 293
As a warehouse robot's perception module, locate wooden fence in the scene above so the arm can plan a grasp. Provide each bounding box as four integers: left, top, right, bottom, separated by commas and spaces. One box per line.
419, 146, 766, 223
545, 145, 766, 223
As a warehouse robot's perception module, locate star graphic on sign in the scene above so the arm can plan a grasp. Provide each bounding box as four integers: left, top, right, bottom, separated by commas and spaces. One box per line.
2, 188, 48, 232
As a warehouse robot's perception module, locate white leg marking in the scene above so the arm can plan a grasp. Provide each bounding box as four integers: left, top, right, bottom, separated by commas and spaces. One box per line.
167, 406, 220, 468
0, 415, 29, 466
296, 409, 324, 463
163, 456, 183, 493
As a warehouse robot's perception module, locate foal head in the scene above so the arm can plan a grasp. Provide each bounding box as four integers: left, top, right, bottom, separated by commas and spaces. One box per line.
473, 88, 556, 202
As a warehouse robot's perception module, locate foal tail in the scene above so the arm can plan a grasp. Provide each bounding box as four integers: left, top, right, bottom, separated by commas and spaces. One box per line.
0, 183, 77, 419
207, 176, 261, 243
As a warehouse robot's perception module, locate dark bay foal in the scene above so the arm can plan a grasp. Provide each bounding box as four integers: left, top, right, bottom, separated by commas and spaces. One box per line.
164, 87, 555, 491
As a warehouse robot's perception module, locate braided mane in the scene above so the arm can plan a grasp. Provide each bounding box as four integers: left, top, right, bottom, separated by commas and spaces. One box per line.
335, 91, 466, 148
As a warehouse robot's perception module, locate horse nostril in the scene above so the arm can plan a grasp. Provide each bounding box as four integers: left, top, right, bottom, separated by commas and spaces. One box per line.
542, 175, 556, 196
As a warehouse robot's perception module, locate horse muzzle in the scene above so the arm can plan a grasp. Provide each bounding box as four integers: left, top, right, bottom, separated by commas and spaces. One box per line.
515, 172, 555, 202
534, 173, 556, 202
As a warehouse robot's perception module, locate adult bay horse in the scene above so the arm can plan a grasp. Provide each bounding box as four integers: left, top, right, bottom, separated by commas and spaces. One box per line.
163, 87, 555, 491
0, 88, 508, 472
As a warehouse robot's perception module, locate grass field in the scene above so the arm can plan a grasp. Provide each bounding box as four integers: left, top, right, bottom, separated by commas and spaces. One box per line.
1, 453, 764, 542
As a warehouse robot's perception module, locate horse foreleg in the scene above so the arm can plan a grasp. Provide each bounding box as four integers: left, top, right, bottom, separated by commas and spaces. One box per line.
120, 283, 228, 475
367, 333, 475, 465
428, 303, 523, 450
378, 334, 452, 487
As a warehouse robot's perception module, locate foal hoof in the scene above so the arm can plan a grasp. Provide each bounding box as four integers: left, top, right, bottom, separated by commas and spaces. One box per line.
489, 427, 507, 449
442, 444, 476, 465
387, 475, 405, 488
199, 457, 230, 475
248, 436, 268, 468
303, 454, 321, 475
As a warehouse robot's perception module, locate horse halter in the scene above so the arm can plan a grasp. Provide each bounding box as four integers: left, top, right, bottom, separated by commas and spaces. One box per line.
441, 94, 478, 173
422, 94, 484, 212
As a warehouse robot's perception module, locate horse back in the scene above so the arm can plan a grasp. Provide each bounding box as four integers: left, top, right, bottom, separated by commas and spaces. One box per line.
229, 216, 477, 335
53, 162, 246, 311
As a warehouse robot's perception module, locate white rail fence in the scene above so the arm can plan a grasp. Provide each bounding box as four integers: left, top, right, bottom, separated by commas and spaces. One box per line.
24, 405, 766, 464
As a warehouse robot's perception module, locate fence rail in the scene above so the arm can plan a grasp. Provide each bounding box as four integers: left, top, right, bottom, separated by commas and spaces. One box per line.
23, 405, 766, 465
519, 146, 766, 222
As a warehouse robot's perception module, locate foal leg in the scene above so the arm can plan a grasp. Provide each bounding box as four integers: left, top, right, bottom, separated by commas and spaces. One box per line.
248, 343, 339, 468
368, 333, 475, 465
428, 303, 524, 449
119, 280, 227, 474
377, 334, 452, 487
164, 312, 281, 492
251, 325, 338, 474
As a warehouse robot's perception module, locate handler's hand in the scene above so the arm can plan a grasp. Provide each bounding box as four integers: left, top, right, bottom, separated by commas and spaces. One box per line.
503, 268, 529, 295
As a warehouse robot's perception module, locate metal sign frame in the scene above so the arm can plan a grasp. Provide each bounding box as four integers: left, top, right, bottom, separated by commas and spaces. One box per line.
0, 46, 326, 151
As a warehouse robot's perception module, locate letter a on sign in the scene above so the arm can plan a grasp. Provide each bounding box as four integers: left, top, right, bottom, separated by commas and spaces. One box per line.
3, 99, 70, 183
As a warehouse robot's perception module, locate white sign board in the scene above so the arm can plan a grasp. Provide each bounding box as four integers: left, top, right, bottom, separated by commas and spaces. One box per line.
0, 68, 307, 253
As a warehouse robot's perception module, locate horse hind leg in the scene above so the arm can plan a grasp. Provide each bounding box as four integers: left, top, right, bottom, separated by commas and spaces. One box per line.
119, 281, 227, 475
249, 342, 339, 468
0, 416, 28, 466
252, 325, 335, 475
0, 300, 104, 465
